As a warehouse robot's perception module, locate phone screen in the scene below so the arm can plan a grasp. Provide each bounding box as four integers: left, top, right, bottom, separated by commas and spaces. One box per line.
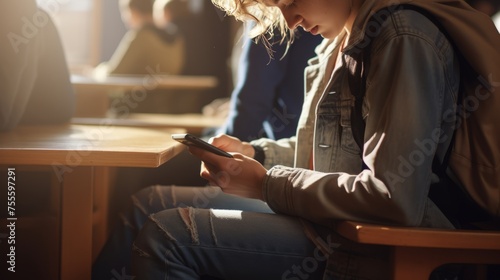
171, 133, 233, 158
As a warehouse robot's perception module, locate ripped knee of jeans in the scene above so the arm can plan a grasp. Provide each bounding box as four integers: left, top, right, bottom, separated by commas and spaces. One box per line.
178, 207, 200, 245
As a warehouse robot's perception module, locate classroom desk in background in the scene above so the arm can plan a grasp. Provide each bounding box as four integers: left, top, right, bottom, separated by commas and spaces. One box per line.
0, 124, 186, 280
71, 113, 225, 135
71, 74, 219, 117
71, 74, 219, 92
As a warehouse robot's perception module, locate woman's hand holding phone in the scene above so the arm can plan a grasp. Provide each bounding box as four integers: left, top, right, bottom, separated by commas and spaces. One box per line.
172, 133, 234, 158
173, 133, 267, 200
207, 134, 256, 158
194, 148, 267, 200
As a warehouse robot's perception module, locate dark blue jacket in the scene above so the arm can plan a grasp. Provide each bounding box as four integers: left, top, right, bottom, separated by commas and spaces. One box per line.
218, 29, 322, 142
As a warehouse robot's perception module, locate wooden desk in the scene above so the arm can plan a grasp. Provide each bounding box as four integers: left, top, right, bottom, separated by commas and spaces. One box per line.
0, 124, 186, 280
72, 113, 226, 135
71, 74, 218, 91
71, 74, 219, 118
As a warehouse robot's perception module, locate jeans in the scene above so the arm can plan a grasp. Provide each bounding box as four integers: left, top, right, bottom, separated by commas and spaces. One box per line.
93, 185, 327, 280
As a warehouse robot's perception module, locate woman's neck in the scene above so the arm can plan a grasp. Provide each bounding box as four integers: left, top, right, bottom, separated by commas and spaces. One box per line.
344, 0, 364, 37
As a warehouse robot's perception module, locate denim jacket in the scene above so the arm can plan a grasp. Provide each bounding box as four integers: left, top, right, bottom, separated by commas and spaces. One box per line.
251, 0, 500, 278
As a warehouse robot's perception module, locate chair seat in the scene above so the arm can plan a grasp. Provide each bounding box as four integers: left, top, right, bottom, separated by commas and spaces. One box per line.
337, 221, 500, 249
336, 221, 500, 280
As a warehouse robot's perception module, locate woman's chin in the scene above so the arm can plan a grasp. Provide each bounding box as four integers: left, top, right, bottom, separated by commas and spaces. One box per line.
319, 28, 345, 39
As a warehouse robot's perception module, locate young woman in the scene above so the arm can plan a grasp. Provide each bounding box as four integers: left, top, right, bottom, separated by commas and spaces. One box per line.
129, 0, 499, 279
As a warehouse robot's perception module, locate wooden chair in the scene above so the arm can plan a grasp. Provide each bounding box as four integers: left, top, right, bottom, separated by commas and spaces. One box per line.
336, 221, 500, 280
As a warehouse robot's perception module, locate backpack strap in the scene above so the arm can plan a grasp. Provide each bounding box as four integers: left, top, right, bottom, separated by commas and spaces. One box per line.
347, 52, 367, 152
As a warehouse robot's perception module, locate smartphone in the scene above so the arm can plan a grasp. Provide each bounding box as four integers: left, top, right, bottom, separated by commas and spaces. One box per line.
171, 133, 233, 158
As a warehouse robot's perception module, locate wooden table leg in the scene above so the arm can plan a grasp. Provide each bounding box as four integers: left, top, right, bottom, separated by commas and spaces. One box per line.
60, 166, 93, 280
92, 166, 112, 261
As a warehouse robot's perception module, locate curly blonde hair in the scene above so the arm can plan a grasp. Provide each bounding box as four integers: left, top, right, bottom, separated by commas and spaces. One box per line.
211, 0, 292, 47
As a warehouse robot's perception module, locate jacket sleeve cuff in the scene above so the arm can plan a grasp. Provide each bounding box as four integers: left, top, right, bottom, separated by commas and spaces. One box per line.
252, 144, 266, 165
262, 165, 295, 214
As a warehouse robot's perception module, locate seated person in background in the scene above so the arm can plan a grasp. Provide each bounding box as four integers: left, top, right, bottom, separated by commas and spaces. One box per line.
215, 25, 323, 141
174, 0, 233, 112
0, 1, 74, 131
153, 0, 190, 37
93, 0, 184, 78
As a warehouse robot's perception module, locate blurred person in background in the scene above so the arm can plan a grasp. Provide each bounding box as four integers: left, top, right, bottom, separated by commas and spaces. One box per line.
93, 0, 186, 114
148, 0, 211, 113
153, 0, 191, 35
93, 0, 184, 78
0, 0, 74, 131
214, 26, 323, 142
173, 0, 232, 112
118, 0, 233, 114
